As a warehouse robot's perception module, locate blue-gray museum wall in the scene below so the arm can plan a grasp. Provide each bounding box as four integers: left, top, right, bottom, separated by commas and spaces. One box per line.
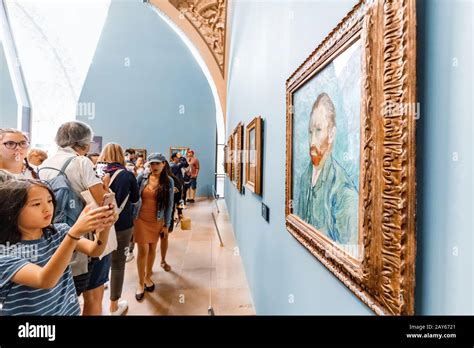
0, 40, 17, 128
79, 0, 216, 196
225, 0, 473, 315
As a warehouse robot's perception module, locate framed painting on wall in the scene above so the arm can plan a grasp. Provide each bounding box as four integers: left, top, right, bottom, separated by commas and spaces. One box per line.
231, 122, 243, 192
131, 149, 147, 161
169, 146, 189, 160
90, 136, 103, 154
224, 145, 228, 175
228, 134, 234, 180
285, 0, 417, 315
245, 116, 263, 195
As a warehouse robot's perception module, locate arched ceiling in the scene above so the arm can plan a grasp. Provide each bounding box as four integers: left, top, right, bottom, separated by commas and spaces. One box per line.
149, 0, 228, 124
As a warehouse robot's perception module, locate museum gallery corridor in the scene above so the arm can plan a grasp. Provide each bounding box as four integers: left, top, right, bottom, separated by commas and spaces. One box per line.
94, 198, 255, 315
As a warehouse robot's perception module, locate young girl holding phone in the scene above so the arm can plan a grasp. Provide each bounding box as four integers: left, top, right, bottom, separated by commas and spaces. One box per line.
0, 180, 117, 315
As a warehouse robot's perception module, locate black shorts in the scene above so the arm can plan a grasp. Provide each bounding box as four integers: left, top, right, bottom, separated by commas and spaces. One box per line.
73, 255, 111, 295
73, 258, 97, 296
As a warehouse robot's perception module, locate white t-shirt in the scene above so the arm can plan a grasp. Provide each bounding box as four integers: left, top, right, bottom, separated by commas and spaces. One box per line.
0, 161, 36, 179
39, 147, 102, 194
6, 169, 35, 180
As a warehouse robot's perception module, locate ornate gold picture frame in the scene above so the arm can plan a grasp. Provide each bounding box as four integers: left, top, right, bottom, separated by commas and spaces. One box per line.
245, 116, 263, 195
228, 134, 234, 179
285, 0, 416, 315
224, 144, 229, 175
231, 122, 243, 192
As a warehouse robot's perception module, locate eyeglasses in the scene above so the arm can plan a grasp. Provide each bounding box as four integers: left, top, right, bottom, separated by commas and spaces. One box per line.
2, 141, 30, 150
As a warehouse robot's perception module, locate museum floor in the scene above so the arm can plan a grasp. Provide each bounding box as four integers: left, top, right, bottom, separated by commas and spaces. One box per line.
94, 197, 255, 315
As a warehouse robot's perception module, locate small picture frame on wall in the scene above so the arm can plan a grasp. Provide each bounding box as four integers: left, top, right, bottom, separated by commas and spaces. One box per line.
228, 134, 234, 179
224, 145, 228, 175
245, 116, 263, 195
90, 136, 103, 154
170, 146, 189, 159
231, 122, 243, 192
131, 148, 147, 161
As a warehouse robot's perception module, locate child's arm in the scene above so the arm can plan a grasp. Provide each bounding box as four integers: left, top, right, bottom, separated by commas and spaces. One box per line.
75, 224, 112, 257
10, 205, 115, 289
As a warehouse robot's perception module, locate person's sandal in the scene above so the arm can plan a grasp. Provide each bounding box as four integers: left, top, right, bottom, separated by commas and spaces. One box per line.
161, 261, 171, 272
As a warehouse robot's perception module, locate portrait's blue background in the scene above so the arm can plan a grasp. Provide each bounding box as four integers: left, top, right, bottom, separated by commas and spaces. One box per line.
292, 40, 361, 208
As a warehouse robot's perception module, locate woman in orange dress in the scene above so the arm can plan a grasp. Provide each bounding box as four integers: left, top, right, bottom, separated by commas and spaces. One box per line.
133, 153, 174, 301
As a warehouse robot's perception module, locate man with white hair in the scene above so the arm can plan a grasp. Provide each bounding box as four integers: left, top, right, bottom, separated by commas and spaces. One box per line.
39, 121, 112, 315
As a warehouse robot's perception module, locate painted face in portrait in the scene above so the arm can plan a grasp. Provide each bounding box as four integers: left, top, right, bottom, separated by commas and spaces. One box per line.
308, 94, 336, 167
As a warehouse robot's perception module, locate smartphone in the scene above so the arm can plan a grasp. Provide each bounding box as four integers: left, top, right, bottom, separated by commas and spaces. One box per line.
96, 162, 108, 178
102, 192, 116, 208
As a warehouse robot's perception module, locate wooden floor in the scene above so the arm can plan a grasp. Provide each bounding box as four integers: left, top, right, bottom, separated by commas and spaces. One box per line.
98, 197, 255, 315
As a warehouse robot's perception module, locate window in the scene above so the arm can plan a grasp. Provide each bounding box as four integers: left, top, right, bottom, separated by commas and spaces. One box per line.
5, 0, 110, 152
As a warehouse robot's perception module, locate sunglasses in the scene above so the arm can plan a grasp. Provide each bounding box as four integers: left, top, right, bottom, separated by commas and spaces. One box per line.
2, 141, 30, 150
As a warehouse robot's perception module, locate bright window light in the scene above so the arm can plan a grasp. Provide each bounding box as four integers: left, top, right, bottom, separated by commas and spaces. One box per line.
5, 0, 111, 152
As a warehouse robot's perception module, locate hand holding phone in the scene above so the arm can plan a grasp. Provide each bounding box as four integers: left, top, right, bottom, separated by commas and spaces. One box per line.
102, 192, 116, 208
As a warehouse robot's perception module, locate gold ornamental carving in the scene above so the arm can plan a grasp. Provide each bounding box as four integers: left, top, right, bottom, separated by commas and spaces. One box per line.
169, 0, 227, 76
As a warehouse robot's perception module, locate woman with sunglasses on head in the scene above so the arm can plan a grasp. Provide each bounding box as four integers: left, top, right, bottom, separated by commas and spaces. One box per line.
0, 128, 37, 179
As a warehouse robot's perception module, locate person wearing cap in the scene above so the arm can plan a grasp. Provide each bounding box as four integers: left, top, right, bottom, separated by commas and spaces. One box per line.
132, 153, 174, 301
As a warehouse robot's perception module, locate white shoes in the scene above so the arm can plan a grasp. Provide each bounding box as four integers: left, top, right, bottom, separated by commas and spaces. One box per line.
126, 252, 134, 263
110, 299, 128, 316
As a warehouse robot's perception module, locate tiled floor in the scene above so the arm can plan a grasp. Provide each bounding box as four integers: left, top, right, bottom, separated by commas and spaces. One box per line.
100, 197, 255, 315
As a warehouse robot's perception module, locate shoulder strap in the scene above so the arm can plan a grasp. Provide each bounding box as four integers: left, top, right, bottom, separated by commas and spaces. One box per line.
108, 169, 129, 212
118, 194, 130, 212
37, 156, 76, 178
60, 156, 76, 173
109, 169, 124, 187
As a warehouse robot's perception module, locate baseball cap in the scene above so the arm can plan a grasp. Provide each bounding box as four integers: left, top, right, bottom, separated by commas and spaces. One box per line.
146, 152, 167, 164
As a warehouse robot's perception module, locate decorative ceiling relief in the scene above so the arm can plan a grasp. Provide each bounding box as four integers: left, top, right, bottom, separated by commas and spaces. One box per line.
169, 0, 226, 76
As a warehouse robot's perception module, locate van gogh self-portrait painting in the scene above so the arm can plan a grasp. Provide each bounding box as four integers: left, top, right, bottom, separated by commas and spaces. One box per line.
285, 0, 417, 315
292, 39, 361, 255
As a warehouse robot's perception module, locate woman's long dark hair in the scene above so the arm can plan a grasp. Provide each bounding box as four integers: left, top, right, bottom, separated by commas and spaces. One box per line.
0, 180, 56, 244
155, 161, 172, 212
164, 161, 180, 190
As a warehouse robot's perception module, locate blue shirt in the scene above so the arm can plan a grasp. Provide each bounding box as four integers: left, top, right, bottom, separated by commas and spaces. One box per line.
0, 224, 81, 316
